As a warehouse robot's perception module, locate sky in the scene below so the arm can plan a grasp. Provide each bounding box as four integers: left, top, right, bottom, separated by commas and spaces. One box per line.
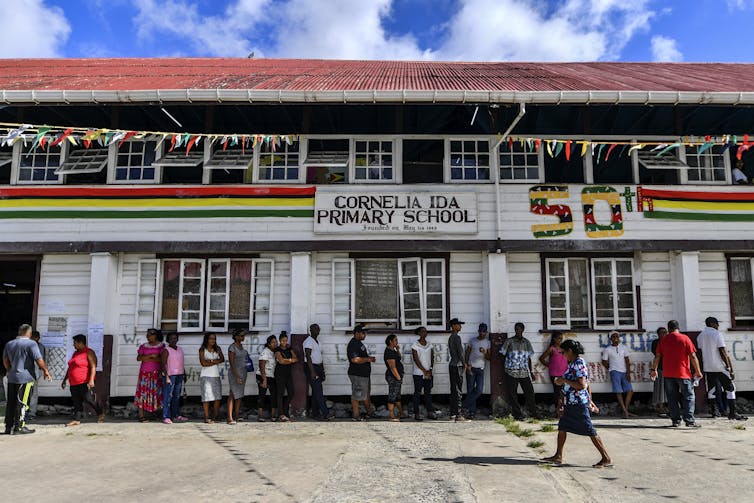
1, 0, 754, 62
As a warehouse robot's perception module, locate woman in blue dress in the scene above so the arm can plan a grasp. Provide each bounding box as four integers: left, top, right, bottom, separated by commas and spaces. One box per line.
542, 339, 612, 468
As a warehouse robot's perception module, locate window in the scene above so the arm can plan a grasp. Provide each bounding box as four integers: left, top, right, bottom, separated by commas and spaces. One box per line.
684, 145, 728, 183
116, 141, 157, 183
18, 145, 62, 183
305, 139, 349, 184
157, 257, 274, 332
544, 150, 584, 183
353, 140, 394, 182
402, 140, 444, 183
449, 139, 490, 181
204, 146, 252, 184
545, 257, 637, 329
729, 257, 754, 327
153, 150, 204, 184
58, 147, 109, 185
332, 257, 447, 330
257, 140, 300, 182
499, 141, 541, 181
593, 147, 634, 184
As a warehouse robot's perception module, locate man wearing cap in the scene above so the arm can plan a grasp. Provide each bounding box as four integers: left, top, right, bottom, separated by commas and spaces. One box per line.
500, 322, 538, 420
462, 323, 490, 419
697, 316, 748, 421
448, 318, 470, 422
601, 331, 635, 418
3, 323, 52, 434
347, 324, 376, 421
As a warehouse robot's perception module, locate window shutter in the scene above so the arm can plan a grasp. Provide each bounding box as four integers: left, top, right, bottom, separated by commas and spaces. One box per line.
398, 258, 424, 329
135, 259, 160, 333
422, 258, 446, 329
251, 259, 274, 331
177, 259, 205, 332
332, 258, 355, 330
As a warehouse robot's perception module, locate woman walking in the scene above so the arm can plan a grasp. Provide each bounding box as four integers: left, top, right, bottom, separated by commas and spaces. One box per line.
134, 328, 164, 422
539, 331, 568, 406
384, 334, 405, 422
257, 335, 278, 422
199, 333, 224, 424
227, 329, 249, 425
542, 339, 612, 468
274, 332, 298, 422
61, 334, 105, 426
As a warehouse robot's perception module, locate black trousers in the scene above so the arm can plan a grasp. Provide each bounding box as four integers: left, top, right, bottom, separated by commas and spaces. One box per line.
305, 364, 329, 419
256, 375, 277, 412
70, 383, 102, 420
505, 374, 537, 419
275, 371, 294, 417
5, 381, 33, 432
448, 365, 463, 416
412, 375, 433, 416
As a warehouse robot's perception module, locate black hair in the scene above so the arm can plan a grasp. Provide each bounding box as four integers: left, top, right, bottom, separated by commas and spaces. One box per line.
31, 330, 41, 339
414, 326, 427, 336
232, 328, 247, 342
560, 339, 584, 356
146, 328, 160, 341
385, 333, 398, 346
548, 331, 563, 346
657, 326, 668, 335
200, 333, 217, 352
278, 331, 288, 341
705, 317, 719, 327
72, 333, 87, 345
166, 332, 179, 342
265, 335, 277, 348
514, 322, 525, 331
668, 320, 680, 331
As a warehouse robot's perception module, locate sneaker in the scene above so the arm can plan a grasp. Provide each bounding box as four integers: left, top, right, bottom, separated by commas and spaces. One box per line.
455, 415, 471, 423
351, 416, 365, 422
174, 416, 189, 422
729, 414, 749, 421
685, 422, 702, 428
671, 421, 681, 427
414, 415, 423, 421
14, 426, 35, 434
162, 418, 173, 424
279, 415, 290, 422
427, 412, 438, 420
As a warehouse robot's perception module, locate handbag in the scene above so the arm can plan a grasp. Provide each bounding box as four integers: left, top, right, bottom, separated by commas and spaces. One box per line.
245, 354, 255, 372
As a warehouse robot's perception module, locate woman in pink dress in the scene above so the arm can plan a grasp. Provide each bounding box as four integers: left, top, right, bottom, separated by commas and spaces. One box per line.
134, 329, 164, 422
539, 331, 568, 407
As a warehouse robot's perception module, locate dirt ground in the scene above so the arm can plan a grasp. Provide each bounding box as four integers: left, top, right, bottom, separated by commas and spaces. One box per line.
2, 413, 753, 503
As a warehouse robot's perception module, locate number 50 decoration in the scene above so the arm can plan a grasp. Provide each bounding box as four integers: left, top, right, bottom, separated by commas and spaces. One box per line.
529, 185, 624, 239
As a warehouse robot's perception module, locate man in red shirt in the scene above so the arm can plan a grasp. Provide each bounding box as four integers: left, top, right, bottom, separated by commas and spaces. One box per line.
650, 320, 703, 428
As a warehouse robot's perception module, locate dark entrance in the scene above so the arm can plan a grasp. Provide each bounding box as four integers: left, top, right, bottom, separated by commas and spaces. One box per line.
0, 259, 40, 357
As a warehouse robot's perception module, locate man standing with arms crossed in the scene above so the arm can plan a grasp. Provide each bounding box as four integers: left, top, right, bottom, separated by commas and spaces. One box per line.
601, 331, 635, 418
3, 324, 52, 434
650, 320, 703, 428
448, 318, 470, 422
697, 317, 748, 421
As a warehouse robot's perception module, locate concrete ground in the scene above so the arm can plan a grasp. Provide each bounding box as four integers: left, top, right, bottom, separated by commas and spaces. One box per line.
2, 413, 753, 503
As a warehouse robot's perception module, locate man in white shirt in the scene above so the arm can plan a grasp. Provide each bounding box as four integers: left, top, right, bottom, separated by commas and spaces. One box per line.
733, 159, 749, 185
303, 323, 330, 420
462, 323, 490, 419
697, 317, 748, 421
601, 331, 634, 418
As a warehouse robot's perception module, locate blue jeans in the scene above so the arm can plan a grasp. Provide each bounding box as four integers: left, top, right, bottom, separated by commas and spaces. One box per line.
162, 374, 184, 419
664, 377, 695, 424
462, 367, 484, 415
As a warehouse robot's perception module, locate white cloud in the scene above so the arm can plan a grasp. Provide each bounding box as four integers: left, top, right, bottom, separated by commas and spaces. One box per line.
727, 0, 749, 9
130, 0, 656, 62
0, 0, 71, 58
651, 35, 682, 62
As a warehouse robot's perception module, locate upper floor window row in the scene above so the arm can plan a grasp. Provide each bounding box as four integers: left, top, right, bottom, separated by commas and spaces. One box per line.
2, 137, 741, 186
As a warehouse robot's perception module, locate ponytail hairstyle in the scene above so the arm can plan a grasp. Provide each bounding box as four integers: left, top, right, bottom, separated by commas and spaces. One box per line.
385, 333, 398, 346
560, 339, 584, 356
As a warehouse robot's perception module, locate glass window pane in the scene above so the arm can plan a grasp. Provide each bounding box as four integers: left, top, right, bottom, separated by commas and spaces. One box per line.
732, 260, 754, 320
355, 260, 398, 321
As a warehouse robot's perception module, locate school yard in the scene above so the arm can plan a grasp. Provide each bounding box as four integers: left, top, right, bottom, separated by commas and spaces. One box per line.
2, 414, 752, 503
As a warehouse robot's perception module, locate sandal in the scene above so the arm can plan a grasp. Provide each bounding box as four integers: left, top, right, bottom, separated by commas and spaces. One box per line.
66, 420, 81, 427
138, 417, 148, 423
204, 419, 214, 424
592, 460, 614, 469
227, 420, 237, 425
541, 456, 562, 465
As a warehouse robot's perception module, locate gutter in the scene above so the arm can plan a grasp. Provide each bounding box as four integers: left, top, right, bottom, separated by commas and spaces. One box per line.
1, 89, 753, 105
492, 102, 526, 246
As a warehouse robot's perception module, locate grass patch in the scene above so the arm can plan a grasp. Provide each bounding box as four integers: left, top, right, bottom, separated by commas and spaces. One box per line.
495, 415, 534, 438
540, 424, 557, 433
734, 424, 746, 430
525, 418, 540, 424
527, 440, 545, 449
65, 432, 74, 436
86, 433, 98, 437
537, 463, 553, 470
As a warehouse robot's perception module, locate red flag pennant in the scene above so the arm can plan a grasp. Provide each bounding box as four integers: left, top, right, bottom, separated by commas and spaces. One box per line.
241, 135, 247, 156
737, 144, 752, 160
565, 140, 572, 161
185, 135, 199, 155
169, 134, 177, 152
534, 139, 541, 152
605, 143, 618, 161
83, 139, 91, 149
118, 131, 138, 148
50, 128, 73, 147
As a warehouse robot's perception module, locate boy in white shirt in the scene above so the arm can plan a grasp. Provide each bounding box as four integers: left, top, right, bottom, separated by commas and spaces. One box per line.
697, 317, 747, 421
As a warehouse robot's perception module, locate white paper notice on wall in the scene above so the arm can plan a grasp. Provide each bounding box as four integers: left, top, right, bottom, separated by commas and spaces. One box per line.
87, 323, 104, 372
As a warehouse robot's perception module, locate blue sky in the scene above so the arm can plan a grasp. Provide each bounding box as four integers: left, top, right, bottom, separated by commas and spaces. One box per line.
2, 0, 754, 62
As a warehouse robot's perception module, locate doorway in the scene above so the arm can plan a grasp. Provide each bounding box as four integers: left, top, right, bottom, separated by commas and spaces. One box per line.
0, 259, 40, 357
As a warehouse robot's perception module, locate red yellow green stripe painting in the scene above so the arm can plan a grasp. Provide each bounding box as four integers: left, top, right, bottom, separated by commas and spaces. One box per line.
0, 186, 315, 219
639, 187, 754, 221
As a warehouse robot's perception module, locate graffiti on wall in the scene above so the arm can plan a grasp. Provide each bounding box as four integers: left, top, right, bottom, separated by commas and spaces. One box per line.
529, 185, 628, 238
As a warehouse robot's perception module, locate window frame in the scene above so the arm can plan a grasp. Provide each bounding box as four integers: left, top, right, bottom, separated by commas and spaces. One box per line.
680, 144, 731, 185
543, 255, 639, 330
109, 139, 161, 184
350, 138, 399, 184
590, 258, 638, 329
253, 138, 301, 184
727, 255, 754, 329
498, 140, 544, 183
14, 140, 65, 185
445, 137, 493, 183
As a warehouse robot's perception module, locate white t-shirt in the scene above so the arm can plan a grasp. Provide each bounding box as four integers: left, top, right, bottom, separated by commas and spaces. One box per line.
697, 326, 727, 372
601, 344, 629, 373
302, 336, 323, 364
468, 336, 490, 369
257, 347, 277, 376
733, 167, 748, 184
200, 349, 220, 378
411, 340, 433, 376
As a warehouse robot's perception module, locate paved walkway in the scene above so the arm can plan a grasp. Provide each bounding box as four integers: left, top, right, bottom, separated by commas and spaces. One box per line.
2, 415, 753, 502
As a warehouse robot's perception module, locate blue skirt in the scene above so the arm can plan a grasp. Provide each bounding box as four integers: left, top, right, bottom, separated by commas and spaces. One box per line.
558, 403, 597, 437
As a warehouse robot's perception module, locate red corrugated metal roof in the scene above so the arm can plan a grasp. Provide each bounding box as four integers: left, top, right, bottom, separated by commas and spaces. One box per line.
1, 58, 754, 93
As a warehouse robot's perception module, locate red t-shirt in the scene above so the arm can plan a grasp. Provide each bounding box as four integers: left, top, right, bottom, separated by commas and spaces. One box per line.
656, 331, 696, 379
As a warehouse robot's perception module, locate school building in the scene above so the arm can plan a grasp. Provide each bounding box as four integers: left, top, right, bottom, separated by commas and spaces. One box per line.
1, 59, 754, 408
